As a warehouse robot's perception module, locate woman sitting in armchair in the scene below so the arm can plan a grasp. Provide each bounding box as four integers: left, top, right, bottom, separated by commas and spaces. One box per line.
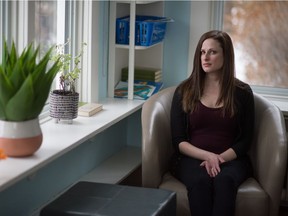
170, 30, 254, 216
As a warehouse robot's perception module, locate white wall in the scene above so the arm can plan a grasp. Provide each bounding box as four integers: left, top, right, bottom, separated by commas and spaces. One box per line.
187, 1, 212, 76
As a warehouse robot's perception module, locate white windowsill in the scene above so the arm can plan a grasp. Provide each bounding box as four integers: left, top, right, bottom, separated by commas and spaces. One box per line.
0, 97, 145, 193
262, 94, 288, 116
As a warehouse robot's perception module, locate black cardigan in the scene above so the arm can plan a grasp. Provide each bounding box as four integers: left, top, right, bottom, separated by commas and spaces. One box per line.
170, 79, 255, 158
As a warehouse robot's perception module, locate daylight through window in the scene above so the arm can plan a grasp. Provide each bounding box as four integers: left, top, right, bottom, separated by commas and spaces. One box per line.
223, 1, 288, 90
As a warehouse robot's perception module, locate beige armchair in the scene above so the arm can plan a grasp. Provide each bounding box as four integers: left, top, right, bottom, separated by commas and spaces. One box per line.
142, 86, 287, 216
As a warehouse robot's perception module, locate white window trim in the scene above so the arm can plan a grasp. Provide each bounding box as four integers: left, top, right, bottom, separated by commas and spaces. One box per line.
211, 1, 223, 31
81, 0, 100, 103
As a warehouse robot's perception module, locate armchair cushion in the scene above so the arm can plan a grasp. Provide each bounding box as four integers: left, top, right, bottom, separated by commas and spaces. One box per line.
159, 174, 269, 216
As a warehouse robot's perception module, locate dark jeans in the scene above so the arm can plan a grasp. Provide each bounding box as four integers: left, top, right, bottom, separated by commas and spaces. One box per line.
175, 155, 252, 216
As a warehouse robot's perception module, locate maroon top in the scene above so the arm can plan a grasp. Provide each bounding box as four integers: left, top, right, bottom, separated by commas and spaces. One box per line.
189, 102, 237, 154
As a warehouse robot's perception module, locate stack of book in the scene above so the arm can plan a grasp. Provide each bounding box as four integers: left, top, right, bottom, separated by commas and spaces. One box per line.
121, 66, 162, 82
115, 66, 164, 100
114, 80, 163, 100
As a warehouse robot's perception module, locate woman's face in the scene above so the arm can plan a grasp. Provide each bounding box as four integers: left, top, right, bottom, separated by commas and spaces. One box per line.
200, 38, 224, 74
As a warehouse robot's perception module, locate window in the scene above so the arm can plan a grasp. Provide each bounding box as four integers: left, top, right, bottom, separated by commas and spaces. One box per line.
35, 1, 58, 60
222, 1, 288, 96
34, 1, 63, 120
1, 0, 102, 121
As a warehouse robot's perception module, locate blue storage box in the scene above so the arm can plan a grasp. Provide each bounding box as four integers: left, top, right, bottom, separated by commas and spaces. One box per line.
116, 15, 170, 46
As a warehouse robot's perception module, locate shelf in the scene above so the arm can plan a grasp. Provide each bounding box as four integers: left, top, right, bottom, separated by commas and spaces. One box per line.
116, 0, 161, 4
115, 42, 163, 50
80, 146, 141, 184
108, 1, 164, 99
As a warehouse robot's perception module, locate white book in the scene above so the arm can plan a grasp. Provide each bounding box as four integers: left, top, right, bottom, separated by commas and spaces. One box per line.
78, 103, 103, 117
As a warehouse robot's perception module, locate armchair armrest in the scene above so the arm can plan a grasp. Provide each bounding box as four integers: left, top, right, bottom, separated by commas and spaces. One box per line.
142, 87, 176, 188
250, 94, 287, 216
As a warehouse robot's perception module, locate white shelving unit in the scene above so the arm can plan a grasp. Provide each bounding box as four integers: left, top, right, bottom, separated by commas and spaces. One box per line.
108, 0, 164, 99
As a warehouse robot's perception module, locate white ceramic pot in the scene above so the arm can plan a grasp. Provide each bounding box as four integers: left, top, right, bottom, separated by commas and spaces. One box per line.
0, 118, 42, 157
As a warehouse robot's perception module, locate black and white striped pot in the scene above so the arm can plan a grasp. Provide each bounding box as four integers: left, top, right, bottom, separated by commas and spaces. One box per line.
49, 90, 79, 124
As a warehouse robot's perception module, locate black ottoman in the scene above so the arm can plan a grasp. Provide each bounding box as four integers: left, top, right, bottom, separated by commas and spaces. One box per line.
40, 181, 176, 216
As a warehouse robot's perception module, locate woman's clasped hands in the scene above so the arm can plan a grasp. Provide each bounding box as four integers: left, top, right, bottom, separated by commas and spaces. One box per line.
200, 153, 225, 177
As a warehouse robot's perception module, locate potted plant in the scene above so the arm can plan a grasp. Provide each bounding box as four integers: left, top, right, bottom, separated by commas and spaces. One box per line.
0, 41, 61, 157
49, 39, 86, 123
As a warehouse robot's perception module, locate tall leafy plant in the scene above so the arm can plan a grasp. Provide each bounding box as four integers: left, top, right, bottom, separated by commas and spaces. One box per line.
51, 39, 86, 95
0, 41, 61, 121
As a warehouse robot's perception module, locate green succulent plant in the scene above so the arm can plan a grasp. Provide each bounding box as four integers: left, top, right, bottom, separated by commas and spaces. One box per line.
0, 41, 61, 122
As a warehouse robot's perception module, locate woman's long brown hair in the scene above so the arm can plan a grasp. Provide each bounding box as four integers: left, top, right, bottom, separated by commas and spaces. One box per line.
178, 30, 236, 117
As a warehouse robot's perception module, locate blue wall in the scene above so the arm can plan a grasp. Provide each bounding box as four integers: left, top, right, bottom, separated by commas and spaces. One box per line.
163, 1, 191, 88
